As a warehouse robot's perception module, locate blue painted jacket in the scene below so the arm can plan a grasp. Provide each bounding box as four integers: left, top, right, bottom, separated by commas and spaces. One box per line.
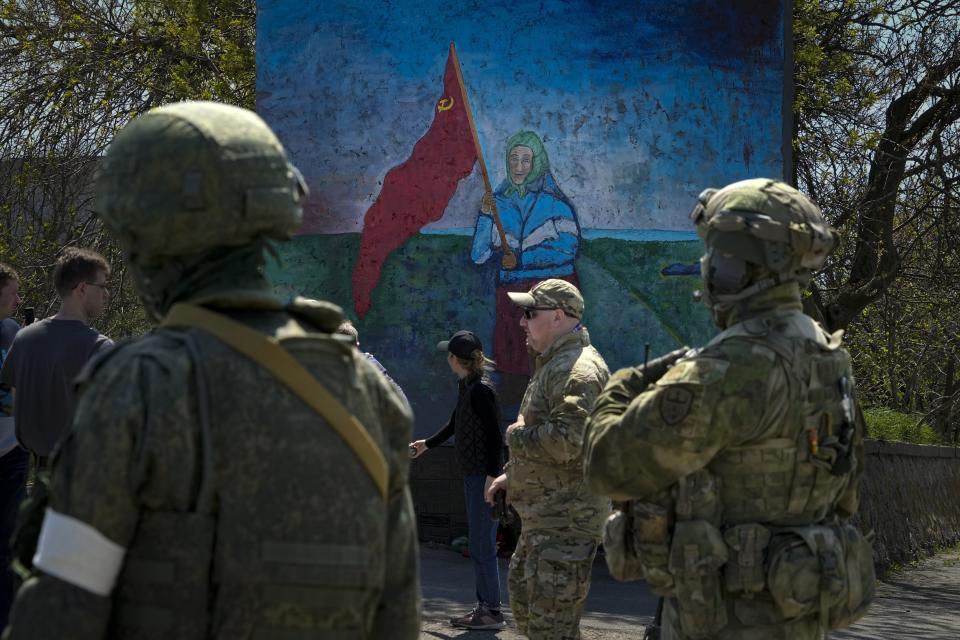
471, 173, 580, 284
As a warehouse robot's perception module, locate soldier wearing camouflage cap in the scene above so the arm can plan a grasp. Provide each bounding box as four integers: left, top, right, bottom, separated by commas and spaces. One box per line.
5, 102, 420, 639
485, 278, 610, 639
583, 179, 875, 639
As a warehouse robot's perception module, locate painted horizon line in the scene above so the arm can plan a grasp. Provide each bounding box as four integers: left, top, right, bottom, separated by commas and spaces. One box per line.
419, 227, 699, 241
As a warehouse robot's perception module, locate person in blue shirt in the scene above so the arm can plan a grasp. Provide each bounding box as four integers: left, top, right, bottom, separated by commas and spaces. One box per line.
471, 131, 581, 388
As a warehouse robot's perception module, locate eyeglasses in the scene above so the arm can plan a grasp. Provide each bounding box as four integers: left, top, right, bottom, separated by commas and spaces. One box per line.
523, 307, 557, 320
85, 282, 109, 294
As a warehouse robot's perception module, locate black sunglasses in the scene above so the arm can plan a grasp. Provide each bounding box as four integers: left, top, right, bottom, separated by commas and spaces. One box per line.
523, 307, 557, 319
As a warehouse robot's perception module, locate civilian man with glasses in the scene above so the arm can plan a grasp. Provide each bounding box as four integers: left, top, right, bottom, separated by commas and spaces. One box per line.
0, 248, 114, 469
484, 278, 610, 639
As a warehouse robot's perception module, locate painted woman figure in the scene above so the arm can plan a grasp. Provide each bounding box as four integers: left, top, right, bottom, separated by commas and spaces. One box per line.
471, 131, 581, 388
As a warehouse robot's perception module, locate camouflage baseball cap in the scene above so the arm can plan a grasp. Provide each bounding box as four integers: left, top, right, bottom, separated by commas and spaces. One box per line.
508, 279, 584, 319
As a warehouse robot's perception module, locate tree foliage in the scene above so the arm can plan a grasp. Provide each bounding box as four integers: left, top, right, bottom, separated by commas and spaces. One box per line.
794, 0, 960, 440
0, 0, 255, 336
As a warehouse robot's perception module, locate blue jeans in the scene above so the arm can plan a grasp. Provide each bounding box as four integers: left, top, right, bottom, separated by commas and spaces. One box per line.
463, 474, 500, 610
0, 447, 28, 629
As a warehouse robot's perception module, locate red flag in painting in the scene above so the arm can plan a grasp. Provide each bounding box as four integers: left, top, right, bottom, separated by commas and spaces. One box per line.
352, 47, 478, 317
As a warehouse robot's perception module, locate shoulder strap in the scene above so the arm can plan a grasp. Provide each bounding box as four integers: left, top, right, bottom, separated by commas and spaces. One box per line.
161, 303, 389, 500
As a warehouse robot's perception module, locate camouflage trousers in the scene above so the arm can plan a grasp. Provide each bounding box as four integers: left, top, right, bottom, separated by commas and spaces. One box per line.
661, 596, 823, 640
507, 531, 597, 640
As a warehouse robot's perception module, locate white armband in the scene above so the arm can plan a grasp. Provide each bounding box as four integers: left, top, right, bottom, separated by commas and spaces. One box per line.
33, 508, 127, 597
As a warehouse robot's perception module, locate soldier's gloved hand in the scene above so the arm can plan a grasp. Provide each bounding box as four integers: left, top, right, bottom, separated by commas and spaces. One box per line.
638, 347, 690, 386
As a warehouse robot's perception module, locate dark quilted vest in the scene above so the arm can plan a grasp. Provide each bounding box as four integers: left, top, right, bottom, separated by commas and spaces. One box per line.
453, 375, 502, 476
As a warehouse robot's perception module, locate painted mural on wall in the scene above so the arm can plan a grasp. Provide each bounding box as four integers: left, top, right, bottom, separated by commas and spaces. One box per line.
257, 0, 788, 434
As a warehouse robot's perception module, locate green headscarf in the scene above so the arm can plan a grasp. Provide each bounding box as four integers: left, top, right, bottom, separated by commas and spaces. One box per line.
503, 130, 550, 198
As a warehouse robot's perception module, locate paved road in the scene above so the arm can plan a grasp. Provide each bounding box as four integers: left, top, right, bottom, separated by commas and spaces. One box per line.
418, 544, 960, 639
834, 547, 960, 640
419, 545, 655, 639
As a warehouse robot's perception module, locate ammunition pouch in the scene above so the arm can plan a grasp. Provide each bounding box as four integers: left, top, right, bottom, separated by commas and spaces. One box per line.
668, 520, 728, 639
665, 520, 873, 636
766, 523, 875, 630
723, 523, 771, 595
602, 502, 673, 593
602, 506, 645, 583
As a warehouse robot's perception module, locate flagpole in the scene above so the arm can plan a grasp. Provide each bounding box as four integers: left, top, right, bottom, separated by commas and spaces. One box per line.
449, 42, 517, 270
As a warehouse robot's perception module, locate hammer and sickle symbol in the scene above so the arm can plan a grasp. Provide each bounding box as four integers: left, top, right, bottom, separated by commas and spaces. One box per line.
437, 97, 454, 112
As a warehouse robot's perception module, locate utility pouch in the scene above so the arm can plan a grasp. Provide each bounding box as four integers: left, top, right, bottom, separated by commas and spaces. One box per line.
674, 470, 721, 523
637, 540, 675, 597
602, 501, 673, 591
723, 523, 771, 594
110, 511, 216, 640
829, 524, 876, 628
632, 501, 674, 596
603, 505, 646, 582
766, 524, 875, 629
668, 520, 729, 639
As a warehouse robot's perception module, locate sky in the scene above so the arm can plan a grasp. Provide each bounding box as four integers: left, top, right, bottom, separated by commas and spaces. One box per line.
258, 0, 787, 236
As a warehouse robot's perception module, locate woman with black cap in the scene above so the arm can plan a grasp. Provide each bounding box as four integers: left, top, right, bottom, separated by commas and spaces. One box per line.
409, 330, 506, 630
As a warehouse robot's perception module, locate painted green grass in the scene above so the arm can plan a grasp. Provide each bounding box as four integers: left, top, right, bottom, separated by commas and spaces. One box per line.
267, 234, 713, 361
266, 233, 713, 433
579, 237, 714, 354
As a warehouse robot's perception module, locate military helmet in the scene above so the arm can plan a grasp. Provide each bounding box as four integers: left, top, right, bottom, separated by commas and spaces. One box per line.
95, 101, 306, 266
690, 178, 835, 306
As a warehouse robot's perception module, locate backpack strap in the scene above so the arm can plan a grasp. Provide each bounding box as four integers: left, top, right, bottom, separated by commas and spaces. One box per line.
161, 303, 389, 500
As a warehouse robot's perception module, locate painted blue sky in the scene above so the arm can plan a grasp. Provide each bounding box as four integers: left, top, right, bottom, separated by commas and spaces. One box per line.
258, 0, 786, 235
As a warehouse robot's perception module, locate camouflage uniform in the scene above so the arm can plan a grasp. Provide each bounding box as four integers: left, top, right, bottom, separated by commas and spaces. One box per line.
5, 102, 420, 639
583, 180, 875, 640
505, 280, 610, 639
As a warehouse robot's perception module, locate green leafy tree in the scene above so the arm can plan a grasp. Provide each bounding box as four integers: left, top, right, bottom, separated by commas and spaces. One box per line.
0, 0, 255, 336
794, 0, 960, 440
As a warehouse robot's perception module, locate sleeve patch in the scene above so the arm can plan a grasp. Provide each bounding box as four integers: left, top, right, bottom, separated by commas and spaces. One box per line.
659, 386, 694, 425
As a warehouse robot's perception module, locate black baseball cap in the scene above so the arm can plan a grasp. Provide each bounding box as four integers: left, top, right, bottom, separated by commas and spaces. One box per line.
437, 330, 482, 359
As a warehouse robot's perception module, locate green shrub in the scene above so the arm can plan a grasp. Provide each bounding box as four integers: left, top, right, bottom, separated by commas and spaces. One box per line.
862, 407, 940, 444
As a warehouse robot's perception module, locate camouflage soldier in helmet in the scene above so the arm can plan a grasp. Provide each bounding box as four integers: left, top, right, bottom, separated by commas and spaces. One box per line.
584, 179, 875, 639
5, 102, 420, 639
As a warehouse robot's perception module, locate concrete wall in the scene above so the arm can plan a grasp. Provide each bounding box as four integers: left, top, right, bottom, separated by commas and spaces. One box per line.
858, 440, 960, 574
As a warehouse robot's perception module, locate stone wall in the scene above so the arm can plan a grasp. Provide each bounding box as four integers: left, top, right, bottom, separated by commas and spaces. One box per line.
410, 440, 960, 575
858, 440, 960, 574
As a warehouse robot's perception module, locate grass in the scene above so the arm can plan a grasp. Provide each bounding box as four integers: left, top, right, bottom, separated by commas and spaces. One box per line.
863, 407, 941, 445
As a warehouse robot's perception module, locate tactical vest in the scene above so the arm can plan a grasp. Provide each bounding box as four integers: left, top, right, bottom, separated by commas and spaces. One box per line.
663, 312, 875, 638
707, 311, 856, 526
109, 304, 392, 639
